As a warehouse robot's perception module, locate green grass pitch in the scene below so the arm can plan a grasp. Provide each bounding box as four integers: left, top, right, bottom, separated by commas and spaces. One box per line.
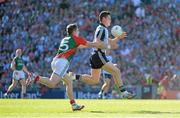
0, 99, 180, 118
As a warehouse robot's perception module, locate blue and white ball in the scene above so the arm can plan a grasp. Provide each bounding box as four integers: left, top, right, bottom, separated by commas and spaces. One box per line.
111, 25, 123, 37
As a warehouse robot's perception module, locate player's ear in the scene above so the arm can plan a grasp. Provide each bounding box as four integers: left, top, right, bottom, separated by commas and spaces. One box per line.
71, 30, 76, 36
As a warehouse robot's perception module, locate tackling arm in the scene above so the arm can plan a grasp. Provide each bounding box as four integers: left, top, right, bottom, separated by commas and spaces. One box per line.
78, 40, 106, 49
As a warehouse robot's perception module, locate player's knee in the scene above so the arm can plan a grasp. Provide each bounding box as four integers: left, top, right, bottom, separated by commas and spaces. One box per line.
93, 81, 99, 85
11, 83, 17, 88
49, 82, 57, 88
21, 84, 26, 88
21, 83, 26, 87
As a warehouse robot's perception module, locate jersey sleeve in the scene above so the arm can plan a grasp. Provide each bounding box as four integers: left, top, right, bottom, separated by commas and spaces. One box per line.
73, 35, 87, 46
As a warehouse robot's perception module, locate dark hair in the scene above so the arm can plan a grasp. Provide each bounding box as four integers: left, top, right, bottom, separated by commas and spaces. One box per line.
99, 11, 110, 22
66, 23, 78, 35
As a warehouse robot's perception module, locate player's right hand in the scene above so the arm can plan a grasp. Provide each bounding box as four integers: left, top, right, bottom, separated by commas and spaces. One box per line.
117, 32, 127, 40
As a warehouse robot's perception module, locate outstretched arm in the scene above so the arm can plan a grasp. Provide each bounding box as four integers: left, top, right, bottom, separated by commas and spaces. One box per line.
23, 65, 31, 76
74, 35, 106, 49
79, 38, 113, 49
88, 32, 128, 50
80, 40, 106, 49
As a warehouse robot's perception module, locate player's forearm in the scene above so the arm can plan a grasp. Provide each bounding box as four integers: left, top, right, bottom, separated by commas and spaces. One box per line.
91, 42, 112, 50
78, 42, 97, 48
103, 44, 112, 49
96, 42, 109, 49
23, 66, 30, 74
11, 66, 15, 71
110, 37, 119, 42
78, 45, 88, 48
10, 64, 15, 70
86, 41, 106, 49
86, 42, 96, 48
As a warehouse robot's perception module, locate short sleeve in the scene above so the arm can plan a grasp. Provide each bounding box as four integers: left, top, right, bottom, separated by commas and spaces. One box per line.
73, 35, 87, 46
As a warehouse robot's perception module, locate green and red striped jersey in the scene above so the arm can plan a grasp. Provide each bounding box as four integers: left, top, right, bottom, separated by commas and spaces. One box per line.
56, 35, 87, 62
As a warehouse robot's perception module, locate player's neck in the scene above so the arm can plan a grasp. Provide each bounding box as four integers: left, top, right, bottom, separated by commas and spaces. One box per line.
100, 23, 107, 27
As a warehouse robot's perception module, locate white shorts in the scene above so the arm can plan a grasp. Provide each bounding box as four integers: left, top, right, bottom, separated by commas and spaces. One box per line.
51, 58, 69, 78
13, 70, 25, 80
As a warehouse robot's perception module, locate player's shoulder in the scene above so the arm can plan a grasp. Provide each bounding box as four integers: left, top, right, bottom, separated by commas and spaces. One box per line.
13, 56, 18, 60
72, 35, 87, 45
72, 35, 84, 40
14, 56, 23, 61
97, 24, 106, 30
63, 36, 71, 40
12, 56, 18, 63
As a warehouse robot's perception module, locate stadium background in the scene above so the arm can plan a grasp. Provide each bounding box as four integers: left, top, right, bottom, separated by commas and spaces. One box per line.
0, 0, 180, 99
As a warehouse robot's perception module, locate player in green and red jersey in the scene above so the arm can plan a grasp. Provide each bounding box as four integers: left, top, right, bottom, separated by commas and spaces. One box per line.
4, 49, 31, 98
30, 23, 104, 111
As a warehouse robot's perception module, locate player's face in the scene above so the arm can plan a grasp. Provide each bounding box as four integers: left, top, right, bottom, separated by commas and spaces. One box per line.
73, 28, 79, 36
105, 15, 111, 27
16, 49, 22, 57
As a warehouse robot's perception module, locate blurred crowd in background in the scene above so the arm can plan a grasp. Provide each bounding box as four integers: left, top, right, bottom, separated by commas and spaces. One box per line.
0, 0, 180, 93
